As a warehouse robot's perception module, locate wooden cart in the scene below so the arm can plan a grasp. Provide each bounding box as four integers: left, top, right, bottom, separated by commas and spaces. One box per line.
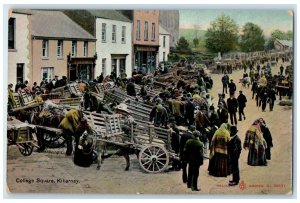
83, 111, 178, 173
7, 118, 39, 156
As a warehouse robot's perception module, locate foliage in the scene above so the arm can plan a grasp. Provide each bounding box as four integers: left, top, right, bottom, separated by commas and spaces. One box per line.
193, 38, 200, 47
205, 14, 239, 54
266, 29, 293, 49
240, 22, 265, 52
175, 37, 192, 54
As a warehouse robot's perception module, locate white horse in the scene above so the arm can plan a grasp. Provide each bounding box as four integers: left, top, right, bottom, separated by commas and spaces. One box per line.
239, 77, 251, 88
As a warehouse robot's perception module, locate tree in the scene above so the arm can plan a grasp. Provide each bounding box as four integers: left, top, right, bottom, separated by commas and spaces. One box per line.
240, 23, 265, 52
175, 37, 191, 53
193, 38, 199, 47
205, 14, 239, 54
266, 30, 293, 49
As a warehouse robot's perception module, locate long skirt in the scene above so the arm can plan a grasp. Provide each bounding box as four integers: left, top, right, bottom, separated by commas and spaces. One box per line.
247, 147, 267, 166
208, 153, 230, 177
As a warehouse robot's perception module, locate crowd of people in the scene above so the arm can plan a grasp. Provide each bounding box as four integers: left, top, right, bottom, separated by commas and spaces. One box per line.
7, 51, 293, 192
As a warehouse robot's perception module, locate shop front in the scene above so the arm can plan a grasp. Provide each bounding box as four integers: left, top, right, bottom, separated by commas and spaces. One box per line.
67, 55, 97, 82
134, 45, 159, 74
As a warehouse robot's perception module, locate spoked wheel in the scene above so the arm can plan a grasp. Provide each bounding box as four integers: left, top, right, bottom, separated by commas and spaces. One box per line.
44, 131, 66, 148
138, 145, 169, 173
18, 143, 34, 156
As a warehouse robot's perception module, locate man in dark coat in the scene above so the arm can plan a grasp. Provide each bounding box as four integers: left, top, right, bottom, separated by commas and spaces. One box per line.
237, 90, 247, 121
228, 125, 242, 186
217, 103, 228, 124
260, 87, 268, 112
280, 64, 284, 75
221, 74, 229, 94
55, 76, 67, 88
228, 79, 237, 96
227, 94, 238, 125
180, 125, 195, 184
268, 87, 276, 111
170, 125, 181, 170
126, 80, 136, 96
185, 97, 195, 126
184, 130, 204, 191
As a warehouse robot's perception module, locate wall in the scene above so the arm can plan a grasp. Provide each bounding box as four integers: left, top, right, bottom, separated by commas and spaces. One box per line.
32, 39, 96, 84
158, 34, 170, 62
132, 10, 159, 46
159, 10, 179, 48
95, 18, 132, 78
8, 13, 31, 87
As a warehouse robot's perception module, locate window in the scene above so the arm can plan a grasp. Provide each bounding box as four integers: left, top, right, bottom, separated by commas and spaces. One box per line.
16, 63, 24, 83
144, 21, 148, 41
102, 58, 106, 76
42, 40, 48, 58
41, 67, 54, 83
102, 23, 106, 42
71, 41, 77, 57
121, 26, 126, 43
136, 20, 140, 40
163, 52, 166, 62
112, 25, 116, 43
152, 23, 155, 40
57, 40, 63, 57
8, 18, 15, 49
83, 41, 88, 57
163, 36, 166, 48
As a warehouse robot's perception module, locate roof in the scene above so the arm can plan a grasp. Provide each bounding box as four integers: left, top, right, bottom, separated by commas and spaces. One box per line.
275, 39, 293, 47
88, 10, 131, 23
159, 25, 170, 35
12, 9, 32, 15
31, 10, 95, 40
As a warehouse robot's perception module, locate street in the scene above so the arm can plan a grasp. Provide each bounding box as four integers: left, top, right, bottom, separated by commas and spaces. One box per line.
6, 61, 292, 195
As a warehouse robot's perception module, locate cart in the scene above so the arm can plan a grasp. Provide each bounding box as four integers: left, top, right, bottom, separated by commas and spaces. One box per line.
83, 111, 178, 173
7, 117, 39, 156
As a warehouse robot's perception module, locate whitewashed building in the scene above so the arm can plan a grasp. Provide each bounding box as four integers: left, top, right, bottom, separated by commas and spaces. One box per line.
158, 25, 170, 62
8, 9, 32, 87
93, 11, 132, 78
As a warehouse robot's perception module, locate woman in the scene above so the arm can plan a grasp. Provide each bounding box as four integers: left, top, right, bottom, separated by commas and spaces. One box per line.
243, 119, 267, 166
208, 123, 231, 177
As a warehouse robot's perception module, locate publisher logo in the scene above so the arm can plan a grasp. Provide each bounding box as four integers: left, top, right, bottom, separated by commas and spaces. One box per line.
239, 180, 246, 190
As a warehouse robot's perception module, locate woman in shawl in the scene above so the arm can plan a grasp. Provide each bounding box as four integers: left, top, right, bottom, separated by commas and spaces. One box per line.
243, 119, 268, 166
208, 123, 231, 177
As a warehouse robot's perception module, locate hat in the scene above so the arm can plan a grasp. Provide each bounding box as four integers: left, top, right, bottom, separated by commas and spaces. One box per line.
189, 125, 196, 131
55, 75, 58, 78
115, 103, 130, 114
230, 125, 238, 135
156, 104, 163, 110
192, 130, 201, 137
8, 83, 13, 87
230, 79, 233, 81
62, 76, 67, 79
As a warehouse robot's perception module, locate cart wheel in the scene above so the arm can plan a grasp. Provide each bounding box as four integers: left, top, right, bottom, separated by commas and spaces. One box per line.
44, 131, 66, 148
138, 145, 169, 173
18, 143, 34, 156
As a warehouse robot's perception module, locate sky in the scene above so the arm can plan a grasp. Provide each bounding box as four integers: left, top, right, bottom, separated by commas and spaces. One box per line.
180, 9, 294, 37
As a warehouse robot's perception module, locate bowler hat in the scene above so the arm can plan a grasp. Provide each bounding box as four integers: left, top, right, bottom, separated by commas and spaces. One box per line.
230, 125, 238, 135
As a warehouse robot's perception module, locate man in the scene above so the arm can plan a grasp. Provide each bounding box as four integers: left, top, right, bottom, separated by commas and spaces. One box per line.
228, 125, 242, 186
185, 96, 195, 126
221, 74, 229, 94
184, 130, 204, 191
268, 87, 276, 111
260, 87, 269, 112
149, 104, 169, 128
55, 76, 67, 88
7, 84, 15, 111
227, 94, 238, 125
237, 90, 247, 121
228, 79, 237, 96
126, 79, 136, 96
179, 125, 195, 184
217, 103, 228, 124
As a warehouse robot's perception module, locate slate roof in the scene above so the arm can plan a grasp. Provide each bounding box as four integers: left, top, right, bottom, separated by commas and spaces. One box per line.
275, 39, 293, 47
12, 9, 32, 15
88, 10, 131, 22
31, 10, 95, 40
159, 25, 170, 35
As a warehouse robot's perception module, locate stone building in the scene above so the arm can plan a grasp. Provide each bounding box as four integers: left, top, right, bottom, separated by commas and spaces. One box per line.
158, 25, 170, 62
159, 10, 179, 49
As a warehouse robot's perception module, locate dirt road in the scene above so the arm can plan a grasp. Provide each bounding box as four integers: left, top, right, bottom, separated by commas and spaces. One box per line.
6, 60, 293, 195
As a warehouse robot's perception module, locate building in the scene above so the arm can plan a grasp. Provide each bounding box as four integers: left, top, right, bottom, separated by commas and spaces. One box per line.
64, 10, 133, 78
159, 10, 179, 49
120, 10, 160, 74
31, 10, 96, 84
92, 10, 132, 78
158, 25, 170, 62
274, 39, 293, 51
8, 9, 32, 87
